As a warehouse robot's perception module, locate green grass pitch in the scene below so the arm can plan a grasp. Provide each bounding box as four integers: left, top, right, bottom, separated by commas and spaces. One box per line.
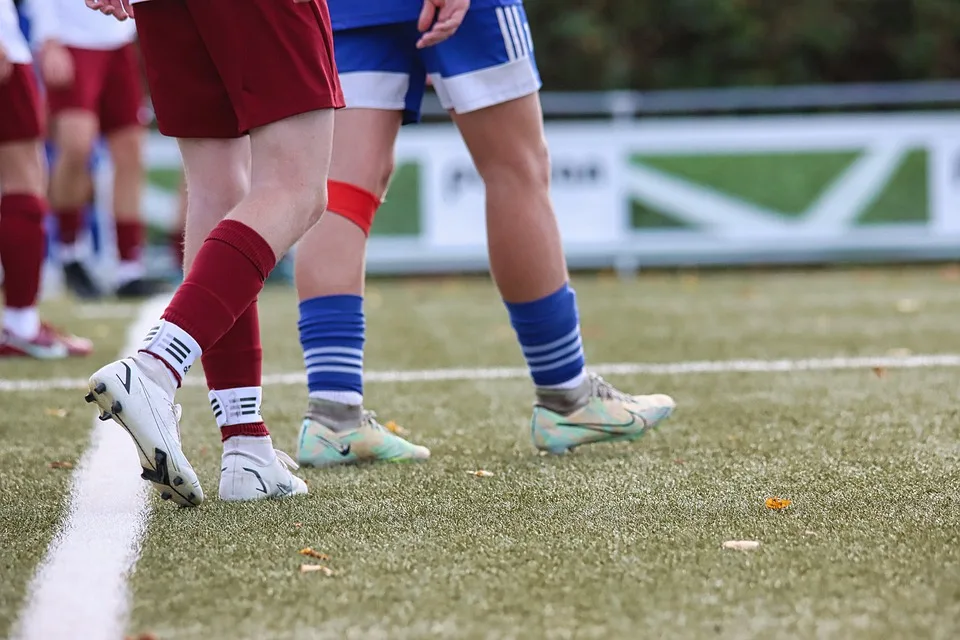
2, 267, 959, 639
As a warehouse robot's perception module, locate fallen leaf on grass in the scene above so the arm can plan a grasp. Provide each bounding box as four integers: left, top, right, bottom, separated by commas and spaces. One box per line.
467, 469, 494, 477
293, 522, 303, 529
383, 420, 409, 436
299, 547, 330, 560
299, 564, 334, 576
49, 461, 73, 469
44, 408, 67, 418
872, 367, 887, 378
765, 497, 792, 510
722, 540, 760, 551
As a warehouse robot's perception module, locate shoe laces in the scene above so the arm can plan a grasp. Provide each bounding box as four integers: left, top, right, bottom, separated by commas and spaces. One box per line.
274, 449, 300, 471
361, 410, 384, 431
588, 373, 633, 402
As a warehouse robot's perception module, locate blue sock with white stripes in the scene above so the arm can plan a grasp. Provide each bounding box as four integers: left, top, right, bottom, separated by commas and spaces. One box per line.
504, 283, 586, 389
298, 295, 365, 405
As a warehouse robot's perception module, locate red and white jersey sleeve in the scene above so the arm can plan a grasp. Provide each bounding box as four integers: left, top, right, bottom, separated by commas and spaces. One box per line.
0, 0, 31, 63
24, 0, 136, 50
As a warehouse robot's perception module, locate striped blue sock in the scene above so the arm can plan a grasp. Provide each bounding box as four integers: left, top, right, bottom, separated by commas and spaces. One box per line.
298, 295, 365, 405
505, 283, 586, 388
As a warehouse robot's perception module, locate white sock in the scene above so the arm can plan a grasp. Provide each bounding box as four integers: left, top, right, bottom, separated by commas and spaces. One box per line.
60, 243, 82, 263
309, 390, 363, 406
537, 370, 587, 391
139, 319, 201, 381
223, 435, 274, 466
116, 260, 145, 287
3, 307, 40, 340
132, 351, 178, 400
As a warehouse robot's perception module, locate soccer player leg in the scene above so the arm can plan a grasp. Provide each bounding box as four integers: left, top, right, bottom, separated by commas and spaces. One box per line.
0, 63, 92, 360
432, 4, 675, 454
294, 24, 429, 467
44, 46, 105, 300
101, 43, 169, 298
116, 0, 339, 503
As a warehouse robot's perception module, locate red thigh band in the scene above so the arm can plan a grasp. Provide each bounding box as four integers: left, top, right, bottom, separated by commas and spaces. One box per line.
327, 180, 381, 236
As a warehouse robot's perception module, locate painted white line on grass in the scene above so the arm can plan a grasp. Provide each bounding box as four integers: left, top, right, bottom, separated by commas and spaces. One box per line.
5, 353, 960, 394
12, 296, 168, 640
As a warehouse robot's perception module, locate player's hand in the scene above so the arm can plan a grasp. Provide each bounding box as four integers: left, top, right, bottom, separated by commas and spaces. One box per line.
85, 0, 134, 21
0, 44, 11, 84
39, 41, 74, 88
416, 0, 470, 49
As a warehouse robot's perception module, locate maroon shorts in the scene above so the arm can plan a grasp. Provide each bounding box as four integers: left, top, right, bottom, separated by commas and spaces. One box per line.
0, 64, 44, 144
45, 43, 144, 134
135, 0, 344, 139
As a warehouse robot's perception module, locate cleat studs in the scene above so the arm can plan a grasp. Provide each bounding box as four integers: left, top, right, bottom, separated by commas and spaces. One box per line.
173, 477, 183, 486
94, 383, 106, 394
161, 492, 172, 500
111, 401, 122, 414
140, 472, 149, 480
187, 492, 196, 502
84, 392, 95, 403
98, 412, 113, 422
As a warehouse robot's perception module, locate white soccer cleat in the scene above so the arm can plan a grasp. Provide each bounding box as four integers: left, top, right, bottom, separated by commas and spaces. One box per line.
219, 446, 308, 502
85, 357, 204, 507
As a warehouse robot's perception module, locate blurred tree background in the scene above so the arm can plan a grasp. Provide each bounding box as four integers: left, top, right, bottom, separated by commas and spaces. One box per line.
525, 0, 960, 90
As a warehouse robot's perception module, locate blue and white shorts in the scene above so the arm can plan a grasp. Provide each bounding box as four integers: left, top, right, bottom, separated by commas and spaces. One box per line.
333, 4, 542, 124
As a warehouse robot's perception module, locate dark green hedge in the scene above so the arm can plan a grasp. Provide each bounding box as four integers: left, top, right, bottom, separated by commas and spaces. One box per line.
524, 0, 960, 90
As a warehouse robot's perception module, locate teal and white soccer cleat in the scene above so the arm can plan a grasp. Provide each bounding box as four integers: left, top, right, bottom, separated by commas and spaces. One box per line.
297, 403, 430, 468
531, 373, 675, 455
85, 356, 204, 507
219, 445, 307, 501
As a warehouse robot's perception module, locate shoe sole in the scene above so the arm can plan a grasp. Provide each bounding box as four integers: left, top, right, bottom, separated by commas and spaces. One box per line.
85, 367, 203, 508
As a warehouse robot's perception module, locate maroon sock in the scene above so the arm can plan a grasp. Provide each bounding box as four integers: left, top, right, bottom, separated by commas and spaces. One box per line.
115, 218, 144, 262
56, 208, 83, 246
161, 219, 276, 352
202, 303, 270, 440
0, 194, 46, 308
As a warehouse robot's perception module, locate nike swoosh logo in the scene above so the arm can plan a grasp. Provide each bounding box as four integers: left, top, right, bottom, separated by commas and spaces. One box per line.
243, 467, 268, 494
312, 434, 351, 456
116, 362, 132, 394
557, 410, 647, 432
276, 481, 293, 496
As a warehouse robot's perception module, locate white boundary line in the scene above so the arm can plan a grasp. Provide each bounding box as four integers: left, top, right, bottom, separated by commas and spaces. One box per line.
3, 353, 960, 394
12, 297, 168, 640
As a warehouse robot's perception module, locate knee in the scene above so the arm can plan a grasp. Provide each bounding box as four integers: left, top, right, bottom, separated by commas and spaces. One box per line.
475, 135, 551, 194
372, 156, 395, 199
56, 134, 95, 170
108, 130, 143, 172
0, 143, 45, 195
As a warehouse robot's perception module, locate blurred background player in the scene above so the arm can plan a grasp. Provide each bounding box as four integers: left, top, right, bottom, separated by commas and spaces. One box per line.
294, 0, 676, 467
0, 0, 91, 358
26, 0, 169, 300
83, 0, 342, 507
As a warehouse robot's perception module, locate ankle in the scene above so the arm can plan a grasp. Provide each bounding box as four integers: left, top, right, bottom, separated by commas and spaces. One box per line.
536, 375, 590, 415
306, 397, 362, 432
222, 434, 274, 465
132, 351, 178, 400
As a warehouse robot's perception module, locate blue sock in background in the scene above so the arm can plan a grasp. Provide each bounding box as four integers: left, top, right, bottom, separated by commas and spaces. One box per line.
298, 294, 365, 405
504, 283, 586, 388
